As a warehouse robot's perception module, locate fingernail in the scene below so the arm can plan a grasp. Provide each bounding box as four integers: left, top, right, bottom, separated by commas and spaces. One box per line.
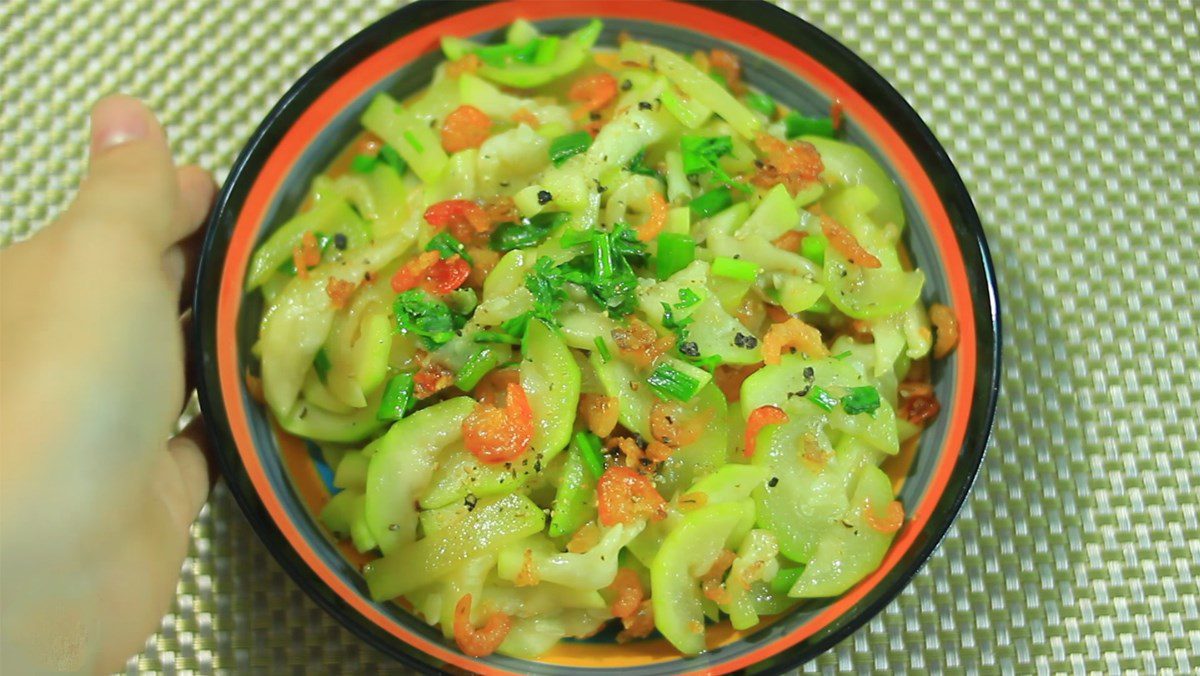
90, 95, 153, 155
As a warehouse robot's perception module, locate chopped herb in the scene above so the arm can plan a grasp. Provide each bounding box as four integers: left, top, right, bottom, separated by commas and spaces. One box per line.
425, 231, 472, 263
376, 373, 416, 421
647, 361, 702, 402
784, 111, 836, 139
627, 148, 661, 179
593, 336, 612, 362
350, 153, 377, 174
689, 187, 733, 218
401, 130, 424, 154
549, 130, 593, 166
525, 255, 569, 325
677, 288, 702, 309
313, 347, 332, 381
712, 256, 760, 281
841, 386, 881, 415
833, 350, 852, 360
806, 385, 839, 412
489, 211, 570, 252
680, 135, 751, 192
378, 144, 407, 173
573, 431, 606, 480
473, 331, 522, 345
392, 290, 466, 348
745, 91, 777, 118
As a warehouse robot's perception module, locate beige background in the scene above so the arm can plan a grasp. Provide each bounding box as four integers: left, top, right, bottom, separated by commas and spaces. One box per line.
2, 0, 1197, 672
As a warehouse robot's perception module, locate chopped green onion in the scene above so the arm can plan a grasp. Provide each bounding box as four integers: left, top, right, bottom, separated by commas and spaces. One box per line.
378, 144, 407, 173
833, 350, 852, 360
711, 256, 760, 281
402, 130, 424, 154
691, 354, 723, 371
647, 361, 702, 402
426, 232, 472, 263
627, 148, 662, 178
680, 135, 733, 174
500, 312, 532, 340
489, 211, 570, 252
806, 297, 833, 314
473, 331, 522, 345
745, 92, 776, 118
376, 373, 416, 421
533, 36, 560, 65
549, 130, 593, 166
656, 233, 696, 280
784, 112, 836, 139
573, 431, 606, 480
677, 287, 702, 309
841, 386, 881, 415
689, 187, 733, 218
456, 346, 505, 391
770, 565, 805, 594
313, 347, 332, 381
807, 385, 839, 411
350, 153, 377, 174
593, 336, 612, 362
800, 233, 827, 265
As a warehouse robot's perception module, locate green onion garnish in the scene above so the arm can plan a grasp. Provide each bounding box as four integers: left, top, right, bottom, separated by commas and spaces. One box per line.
807, 385, 839, 411
689, 187, 733, 218
533, 36, 560, 65
593, 336, 612, 362
647, 362, 702, 402
800, 233, 827, 265
841, 386, 881, 415
711, 256, 760, 281
402, 130, 424, 153
807, 297, 833, 314
376, 373, 416, 422
745, 92, 777, 118
378, 144, 407, 173
833, 350, 852, 360
313, 347, 332, 381
677, 287, 702, 309
655, 233, 696, 280
784, 112, 836, 139
426, 232, 472, 263
573, 431, 606, 480
770, 565, 805, 594
455, 346, 505, 391
549, 130, 593, 167
489, 211, 569, 252
350, 153, 377, 174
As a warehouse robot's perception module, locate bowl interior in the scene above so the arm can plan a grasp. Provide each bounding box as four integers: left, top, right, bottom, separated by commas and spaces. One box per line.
197, 2, 999, 674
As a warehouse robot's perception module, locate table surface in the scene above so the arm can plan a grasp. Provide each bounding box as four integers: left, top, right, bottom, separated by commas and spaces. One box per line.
3, 0, 1198, 673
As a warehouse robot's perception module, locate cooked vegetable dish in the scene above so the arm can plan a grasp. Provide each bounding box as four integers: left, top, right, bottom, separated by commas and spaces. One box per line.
245, 18, 959, 658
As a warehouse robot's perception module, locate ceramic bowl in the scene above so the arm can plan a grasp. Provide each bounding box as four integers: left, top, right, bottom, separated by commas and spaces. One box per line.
194, 1, 1001, 673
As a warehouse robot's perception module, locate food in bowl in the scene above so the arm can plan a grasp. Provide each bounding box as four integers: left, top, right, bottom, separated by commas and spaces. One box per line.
243, 18, 959, 659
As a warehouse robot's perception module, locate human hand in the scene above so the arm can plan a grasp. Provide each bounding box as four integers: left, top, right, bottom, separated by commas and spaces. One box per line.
0, 95, 216, 672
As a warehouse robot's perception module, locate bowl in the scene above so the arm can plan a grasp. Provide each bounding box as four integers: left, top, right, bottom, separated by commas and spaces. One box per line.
194, 1, 1001, 672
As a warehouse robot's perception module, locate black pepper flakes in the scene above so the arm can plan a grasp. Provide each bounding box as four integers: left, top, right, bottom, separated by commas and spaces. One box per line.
464, 493, 478, 511
620, 78, 633, 91
638, 101, 652, 110
590, 111, 602, 121
333, 233, 348, 250
734, 332, 758, 349
768, 477, 779, 488
537, 189, 553, 205
679, 341, 700, 357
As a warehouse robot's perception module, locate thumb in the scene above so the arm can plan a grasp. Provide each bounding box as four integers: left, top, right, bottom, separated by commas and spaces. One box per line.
65, 95, 195, 250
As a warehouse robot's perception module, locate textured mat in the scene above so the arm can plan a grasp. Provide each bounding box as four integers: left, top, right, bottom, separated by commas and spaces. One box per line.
3, 0, 1198, 673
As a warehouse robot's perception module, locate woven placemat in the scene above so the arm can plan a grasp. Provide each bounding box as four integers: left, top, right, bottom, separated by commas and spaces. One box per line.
3, 0, 1198, 672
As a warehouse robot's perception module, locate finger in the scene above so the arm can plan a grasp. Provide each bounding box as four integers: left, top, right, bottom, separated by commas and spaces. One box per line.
175, 164, 216, 242
162, 415, 217, 533
66, 95, 181, 251
180, 308, 196, 399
